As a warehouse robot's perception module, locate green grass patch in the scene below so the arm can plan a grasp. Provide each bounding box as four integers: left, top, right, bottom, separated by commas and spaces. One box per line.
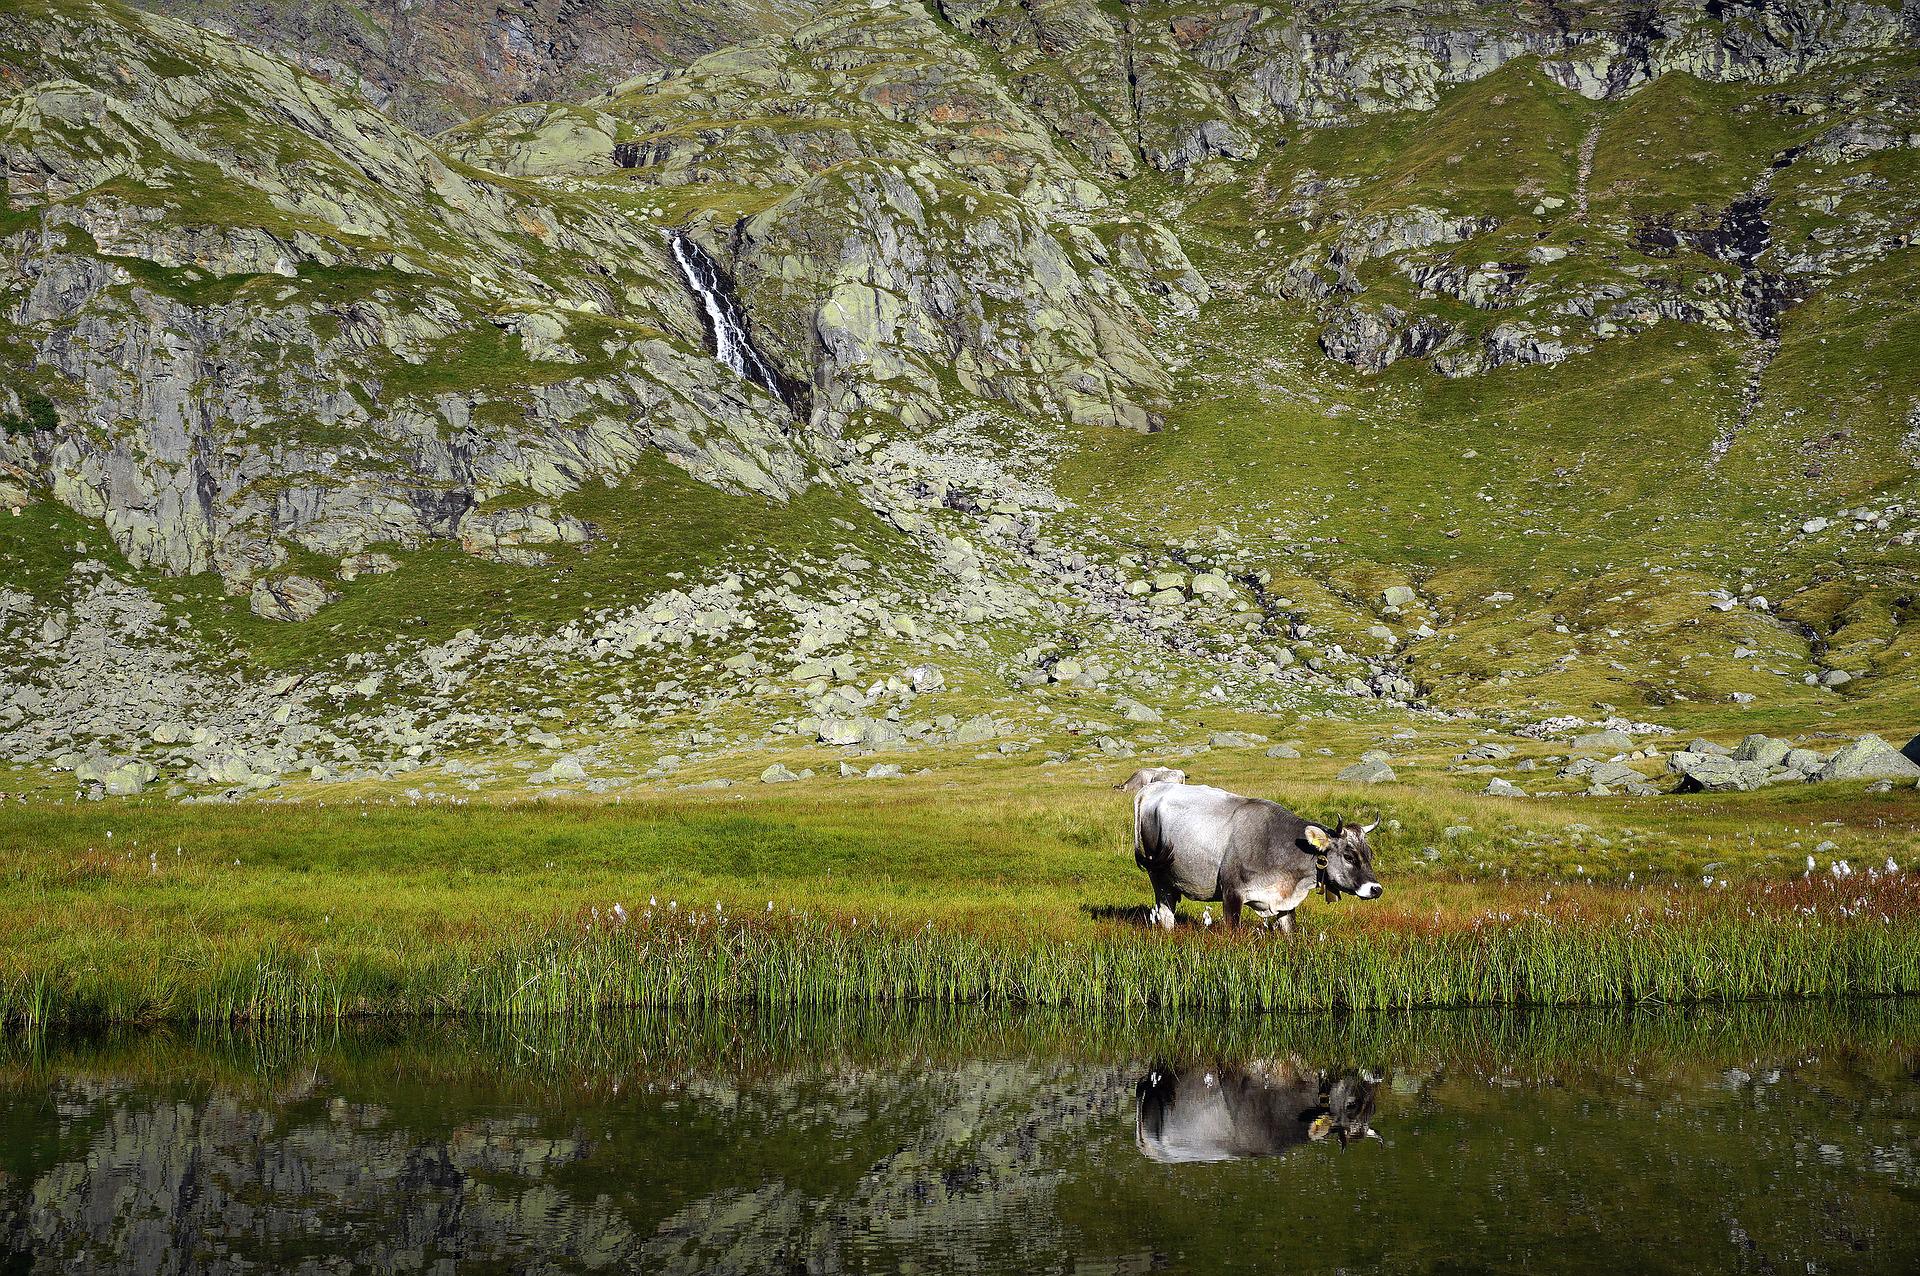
2, 765, 1917, 1026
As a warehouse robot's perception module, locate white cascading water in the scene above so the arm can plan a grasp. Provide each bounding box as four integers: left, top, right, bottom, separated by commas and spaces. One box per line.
669, 232, 786, 401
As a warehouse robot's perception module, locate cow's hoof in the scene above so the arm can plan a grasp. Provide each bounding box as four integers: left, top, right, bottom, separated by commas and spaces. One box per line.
1147, 904, 1176, 930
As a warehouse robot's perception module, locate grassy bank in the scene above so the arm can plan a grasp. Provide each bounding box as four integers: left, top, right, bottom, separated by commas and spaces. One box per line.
4, 766, 1919, 1025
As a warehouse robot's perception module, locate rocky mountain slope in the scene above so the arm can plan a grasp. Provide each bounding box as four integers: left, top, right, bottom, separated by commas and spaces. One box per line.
2, 0, 1917, 799
134, 0, 834, 131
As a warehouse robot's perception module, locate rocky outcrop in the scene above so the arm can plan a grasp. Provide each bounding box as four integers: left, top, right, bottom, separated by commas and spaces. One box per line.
1319, 304, 1455, 373
134, 0, 833, 131
737, 159, 1175, 432
0, 1, 814, 605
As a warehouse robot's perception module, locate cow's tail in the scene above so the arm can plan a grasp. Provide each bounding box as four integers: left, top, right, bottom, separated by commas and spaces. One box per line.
1132, 787, 1158, 869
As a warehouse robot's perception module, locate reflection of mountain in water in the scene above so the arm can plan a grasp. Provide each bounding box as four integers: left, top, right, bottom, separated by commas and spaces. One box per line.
2, 1009, 1918, 1274
0, 1061, 1132, 1274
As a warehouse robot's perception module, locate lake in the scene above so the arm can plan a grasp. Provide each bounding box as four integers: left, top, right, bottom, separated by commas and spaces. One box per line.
2, 1003, 1916, 1273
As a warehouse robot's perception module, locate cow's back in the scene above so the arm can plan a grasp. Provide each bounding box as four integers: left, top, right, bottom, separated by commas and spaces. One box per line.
1141, 784, 1252, 900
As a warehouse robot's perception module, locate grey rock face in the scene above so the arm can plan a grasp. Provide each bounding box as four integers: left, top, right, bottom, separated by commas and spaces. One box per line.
1670, 754, 1771, 793
1368, 672, 1417, 700
249, 576, 339, 622
1816, 735, 1920, 782
1319, 304, 1455, 372
1561, 758, 1645, 790
101, 760, 158, 795
0, 3, 817, 610
1730, 734, 1793, 768
1208, 731, 1266, 749
1337, 758, 1396, 784
1570, 729, 1634, 753
951, 715, 1000, 745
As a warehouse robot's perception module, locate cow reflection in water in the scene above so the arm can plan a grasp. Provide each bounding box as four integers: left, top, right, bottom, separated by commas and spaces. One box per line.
1135, 1060, 1383, 1162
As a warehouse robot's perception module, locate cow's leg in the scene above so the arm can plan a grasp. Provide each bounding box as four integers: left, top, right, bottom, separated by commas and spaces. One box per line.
1148, 872, 1180, 930
1223, 891, 1244, 930
1273, 910, 1296, 937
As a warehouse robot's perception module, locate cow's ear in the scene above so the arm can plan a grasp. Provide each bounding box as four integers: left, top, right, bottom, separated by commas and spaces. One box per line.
1304, 825, 1332, 851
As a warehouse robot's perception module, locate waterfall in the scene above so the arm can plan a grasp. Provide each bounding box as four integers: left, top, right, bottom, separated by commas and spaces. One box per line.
669, 232, 787, 402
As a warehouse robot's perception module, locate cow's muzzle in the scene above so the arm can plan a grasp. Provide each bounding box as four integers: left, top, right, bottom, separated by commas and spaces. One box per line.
1355, 882, 1384, 900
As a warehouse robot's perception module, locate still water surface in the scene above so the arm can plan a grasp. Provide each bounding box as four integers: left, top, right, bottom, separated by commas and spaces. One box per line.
2, 1004, 1917, 1273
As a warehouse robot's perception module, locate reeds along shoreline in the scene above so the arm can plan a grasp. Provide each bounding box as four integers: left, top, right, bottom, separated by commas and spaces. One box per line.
6, 878, 1920, 1027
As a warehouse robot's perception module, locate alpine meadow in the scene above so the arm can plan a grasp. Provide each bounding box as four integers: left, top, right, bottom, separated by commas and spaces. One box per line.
11, 3, 1920, 1270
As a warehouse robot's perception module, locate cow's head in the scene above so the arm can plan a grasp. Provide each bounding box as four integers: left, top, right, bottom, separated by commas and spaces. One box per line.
1116, 766, 1187, 793
1303, 1070, 1384, 1147
1304, 819, 1383, 899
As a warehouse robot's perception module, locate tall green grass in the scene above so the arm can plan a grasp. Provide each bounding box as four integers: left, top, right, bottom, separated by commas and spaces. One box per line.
7, 899, 1918, 1027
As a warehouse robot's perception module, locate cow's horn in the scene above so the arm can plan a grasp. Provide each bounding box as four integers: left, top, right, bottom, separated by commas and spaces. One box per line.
1359, 819, 1378, 835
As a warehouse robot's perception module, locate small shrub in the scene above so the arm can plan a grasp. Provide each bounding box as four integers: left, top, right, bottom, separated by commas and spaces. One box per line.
1, 391, 57, 437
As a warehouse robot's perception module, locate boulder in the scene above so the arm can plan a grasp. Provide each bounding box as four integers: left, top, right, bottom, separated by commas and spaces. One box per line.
1484, 778, 1527, 797
1369, 672, 1416, 700
1570, 729, 1634, 753
249, 575, 338, 622
1783, 748, 1826, 775
1382, 585, 1418, 608
1904, 733, 1920, 767
1265, 744, 1301, 759
1730, 735, 1792, 767
1671, 755, 1770, 793
1190, 572, 1233, 598
1684, 738, 1731, 757
1816, 735, 1920, 782
1209, 731, 1267, 748
1337, 758, 1396, 784
102, 761, 157, 796
817, 717, 865, 747
952, 715, 1000, 745
859, 718, 904, 749
1562, 759, 1645, 789
760, 763, 802, 783
548, 757, 588, 782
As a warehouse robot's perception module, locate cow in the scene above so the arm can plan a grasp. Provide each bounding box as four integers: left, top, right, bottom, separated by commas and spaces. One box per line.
1133, 782, 1381, 931
1115, 766, 1187, 792
1135, 1059, 1384, 1162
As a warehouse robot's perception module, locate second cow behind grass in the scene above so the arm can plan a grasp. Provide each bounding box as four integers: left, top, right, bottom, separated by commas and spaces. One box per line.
1117, 768, 1383, 933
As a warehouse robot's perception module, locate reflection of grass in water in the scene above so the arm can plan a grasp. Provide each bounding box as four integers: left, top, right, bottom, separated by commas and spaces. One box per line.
4, 871, 1919, 1026
5, 999, 1918, 1100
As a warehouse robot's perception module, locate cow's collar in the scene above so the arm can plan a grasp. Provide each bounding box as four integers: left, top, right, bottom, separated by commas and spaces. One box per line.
1315, 853, 1338, 902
